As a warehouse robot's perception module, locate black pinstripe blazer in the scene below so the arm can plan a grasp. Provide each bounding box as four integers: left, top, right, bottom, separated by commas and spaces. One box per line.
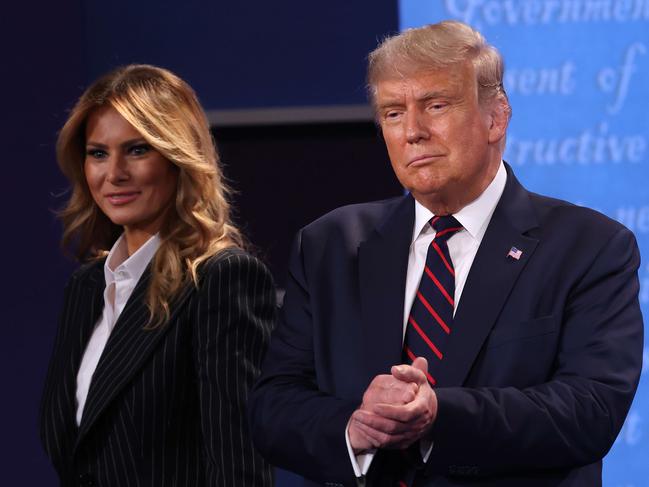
41, 249, 275, 487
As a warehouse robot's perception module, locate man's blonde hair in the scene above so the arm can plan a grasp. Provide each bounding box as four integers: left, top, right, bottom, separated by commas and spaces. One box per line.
367, 20, 511, 117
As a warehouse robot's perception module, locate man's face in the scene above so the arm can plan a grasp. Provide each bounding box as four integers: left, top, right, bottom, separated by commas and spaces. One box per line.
375, 62, 505, 214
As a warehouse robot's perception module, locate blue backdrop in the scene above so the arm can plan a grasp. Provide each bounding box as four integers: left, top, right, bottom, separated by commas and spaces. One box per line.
401, 1, 649, 485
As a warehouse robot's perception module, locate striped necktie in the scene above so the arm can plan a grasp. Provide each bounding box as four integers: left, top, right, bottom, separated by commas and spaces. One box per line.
403, 215, 463, 385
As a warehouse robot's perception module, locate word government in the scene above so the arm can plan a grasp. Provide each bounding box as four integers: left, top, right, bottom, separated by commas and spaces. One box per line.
446, 0, 649, 26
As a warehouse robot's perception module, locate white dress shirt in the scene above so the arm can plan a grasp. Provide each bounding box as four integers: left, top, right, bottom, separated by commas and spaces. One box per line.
75, 233, 160, 425
347, 162, 507, 477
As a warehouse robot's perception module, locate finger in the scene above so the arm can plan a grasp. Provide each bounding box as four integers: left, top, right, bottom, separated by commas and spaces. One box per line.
411, 356, 429, 375
363, 376, 418, 406
383, 379, 418, 404
391, 363, 427, 385
353, 418, 419, 449
352, 420, 389, 447
372, 402, 431, 424
353, 409, 414, 435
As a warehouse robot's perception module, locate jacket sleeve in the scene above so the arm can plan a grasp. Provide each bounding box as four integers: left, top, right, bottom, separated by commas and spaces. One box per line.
192, 251, 276, 486
249, 231, 359, 486
426, 225, 644, 477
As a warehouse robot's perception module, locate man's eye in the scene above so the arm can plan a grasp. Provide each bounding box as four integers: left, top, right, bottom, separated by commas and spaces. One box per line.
129, 144, 151, 156
384, 111, 402, 121
86, 148, 107, 159
429, 103, 447, 111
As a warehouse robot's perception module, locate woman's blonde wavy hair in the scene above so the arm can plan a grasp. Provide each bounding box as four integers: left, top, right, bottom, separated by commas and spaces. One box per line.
57, 64, 244, 328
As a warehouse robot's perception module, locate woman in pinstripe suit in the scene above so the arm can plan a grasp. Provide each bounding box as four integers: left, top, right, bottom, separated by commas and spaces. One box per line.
40, 65, 275, 487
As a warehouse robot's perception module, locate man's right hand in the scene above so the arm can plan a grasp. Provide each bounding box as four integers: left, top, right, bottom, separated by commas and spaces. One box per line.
348, 372, 419, 453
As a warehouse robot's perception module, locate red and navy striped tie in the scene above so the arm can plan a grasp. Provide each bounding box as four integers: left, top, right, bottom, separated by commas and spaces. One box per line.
403, 215, 463, 386
394, 215, 462, 486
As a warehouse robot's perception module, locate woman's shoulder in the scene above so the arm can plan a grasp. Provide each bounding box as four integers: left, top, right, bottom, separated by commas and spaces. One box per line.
66, 257, 106, 288
199, 248, 272, 281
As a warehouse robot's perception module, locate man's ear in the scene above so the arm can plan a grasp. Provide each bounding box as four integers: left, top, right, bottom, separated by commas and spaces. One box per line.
487, 98, 510, 144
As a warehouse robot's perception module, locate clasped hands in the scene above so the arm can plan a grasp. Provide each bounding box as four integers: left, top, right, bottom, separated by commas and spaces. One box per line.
349, 357, 438, 454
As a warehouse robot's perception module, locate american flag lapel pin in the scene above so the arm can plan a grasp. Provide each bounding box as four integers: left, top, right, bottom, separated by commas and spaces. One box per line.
507, 246, 523, 260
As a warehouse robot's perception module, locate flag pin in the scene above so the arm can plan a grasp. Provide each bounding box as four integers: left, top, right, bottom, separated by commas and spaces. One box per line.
507, 246, 523, 260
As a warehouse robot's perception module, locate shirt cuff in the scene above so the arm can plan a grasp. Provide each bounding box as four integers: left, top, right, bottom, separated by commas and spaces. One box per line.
420, 438, 434, 462
345, 419, 376, 477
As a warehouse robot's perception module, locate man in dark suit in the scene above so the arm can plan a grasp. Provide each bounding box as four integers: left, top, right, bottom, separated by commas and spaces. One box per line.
250, 20, 643, 486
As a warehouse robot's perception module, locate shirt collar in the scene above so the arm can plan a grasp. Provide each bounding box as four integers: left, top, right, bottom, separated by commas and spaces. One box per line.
412, 161, 507, 242
104, 233, 161, 285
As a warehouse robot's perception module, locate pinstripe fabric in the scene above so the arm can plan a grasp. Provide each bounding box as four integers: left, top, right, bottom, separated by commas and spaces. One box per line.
41, 249, 275, 487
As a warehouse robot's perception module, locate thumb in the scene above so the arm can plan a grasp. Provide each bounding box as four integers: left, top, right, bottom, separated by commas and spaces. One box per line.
391, 357, 429, 385
411, 357, 429, 378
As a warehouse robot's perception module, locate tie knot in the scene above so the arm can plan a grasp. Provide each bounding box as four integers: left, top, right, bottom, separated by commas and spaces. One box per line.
431, 215, 463, 241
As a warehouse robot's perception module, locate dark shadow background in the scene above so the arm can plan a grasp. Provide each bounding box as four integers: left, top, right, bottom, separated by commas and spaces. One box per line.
218, 122, 402, 281
0, 1, 399, 484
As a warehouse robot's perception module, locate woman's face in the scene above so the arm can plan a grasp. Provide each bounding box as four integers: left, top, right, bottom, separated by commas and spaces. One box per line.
84, 106, 178, 243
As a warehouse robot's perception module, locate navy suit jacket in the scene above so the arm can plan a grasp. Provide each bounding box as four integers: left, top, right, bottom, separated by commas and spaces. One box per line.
250, 165, 643, 486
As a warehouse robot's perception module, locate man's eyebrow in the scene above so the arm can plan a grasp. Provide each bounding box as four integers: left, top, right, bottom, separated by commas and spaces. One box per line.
416, 90, 455, 102
376, 90, 457, 110
375, 96, 405, 110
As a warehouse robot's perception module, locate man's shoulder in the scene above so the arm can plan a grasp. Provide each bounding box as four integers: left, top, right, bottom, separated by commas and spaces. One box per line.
529, 191, 626, 231
302, 195, 408, 236
505, 164, 630, 239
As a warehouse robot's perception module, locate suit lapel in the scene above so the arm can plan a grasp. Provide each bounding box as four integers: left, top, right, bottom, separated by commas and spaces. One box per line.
75, 267, 194, 447
435, 166, 540, 387
61, 260, 106, 379
358, 195, 415, 378
67, 269, 106, 412
77, 264, 107, 360
43, 260, 105, 464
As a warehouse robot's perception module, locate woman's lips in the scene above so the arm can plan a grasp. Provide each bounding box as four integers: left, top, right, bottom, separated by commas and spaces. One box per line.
105, 192, 140, 205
